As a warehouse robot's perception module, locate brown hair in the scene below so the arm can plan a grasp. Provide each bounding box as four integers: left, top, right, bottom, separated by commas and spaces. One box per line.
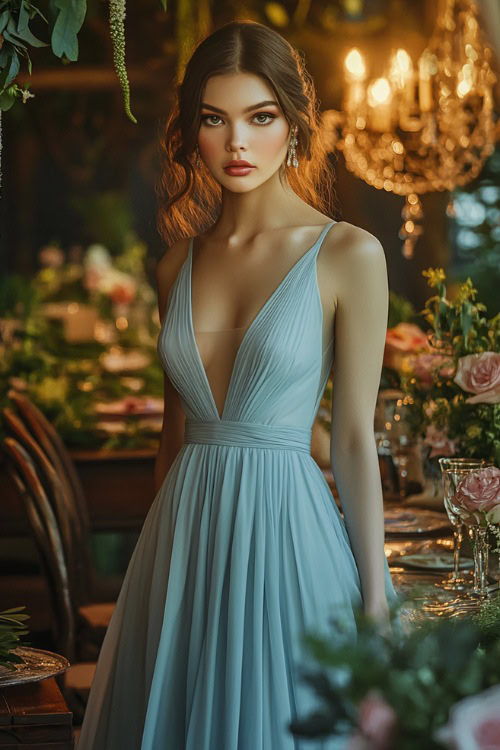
156, 20, 336, 247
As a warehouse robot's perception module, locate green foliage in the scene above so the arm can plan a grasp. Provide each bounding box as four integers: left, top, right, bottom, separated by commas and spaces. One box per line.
0, 238, 163, 451
290, 597, 500, 748
401, 267, 500, 462
0, 606, 31, 669
0, 0, 167, 113
49, 0, 87, 62
387, 290, 417, 329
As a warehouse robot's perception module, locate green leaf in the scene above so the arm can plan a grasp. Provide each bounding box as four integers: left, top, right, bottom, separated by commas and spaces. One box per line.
50, 0, 87, 62
6, 14, 47, 47
0, 86, 17, 111
2, 28, 28, 50
0, 9, 9, 33
461, 301, 473, 347
159, 0, 167, 9
18, 1, 29, 33
0, 49, 19, 87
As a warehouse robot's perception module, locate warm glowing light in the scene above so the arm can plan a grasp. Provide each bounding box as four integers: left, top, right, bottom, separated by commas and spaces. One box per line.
389, 48, 413, 88
67, 302, 79, 314
367, 78, 392, 106
116, 316, 128, 330
344, 48, 366, 80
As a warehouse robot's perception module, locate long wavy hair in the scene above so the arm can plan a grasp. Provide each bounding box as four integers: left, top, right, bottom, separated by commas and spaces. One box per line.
156, 20, 336, 246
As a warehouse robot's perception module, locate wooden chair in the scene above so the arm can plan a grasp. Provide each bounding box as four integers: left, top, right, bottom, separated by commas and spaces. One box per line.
7, 390, 94, 603
1, 437, 96, 723
2, 407, 116, 662
2, 437, 76, 661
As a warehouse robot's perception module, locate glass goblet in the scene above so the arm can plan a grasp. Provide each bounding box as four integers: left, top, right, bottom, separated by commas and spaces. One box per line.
438, 458, 488, 591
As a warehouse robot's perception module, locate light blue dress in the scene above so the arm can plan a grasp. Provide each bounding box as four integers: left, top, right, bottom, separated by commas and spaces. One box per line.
77, 221, 398, 749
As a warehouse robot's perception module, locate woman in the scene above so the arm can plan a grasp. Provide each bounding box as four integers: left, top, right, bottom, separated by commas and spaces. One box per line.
77, 20, 398, 750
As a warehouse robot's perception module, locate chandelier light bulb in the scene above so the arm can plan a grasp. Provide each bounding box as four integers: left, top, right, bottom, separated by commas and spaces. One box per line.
344, 48, 366, 81
367, 78, 392, 106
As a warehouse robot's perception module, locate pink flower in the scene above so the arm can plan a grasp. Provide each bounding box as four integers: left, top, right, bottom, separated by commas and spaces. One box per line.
454, 352, 500, 404
423, 424, 458, 458
434, 684, 500, 749
455, 466, 500, 513
411, 353, 455, 388
384, 323, 429, 372
38, 244, 64, 268
347, 691, 397, 750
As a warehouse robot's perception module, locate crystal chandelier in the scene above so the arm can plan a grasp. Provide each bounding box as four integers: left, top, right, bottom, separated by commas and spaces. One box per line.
325, 0, 498, 259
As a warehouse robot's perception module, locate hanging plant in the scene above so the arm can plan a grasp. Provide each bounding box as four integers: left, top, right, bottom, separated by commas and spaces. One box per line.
109, 0, 136, 124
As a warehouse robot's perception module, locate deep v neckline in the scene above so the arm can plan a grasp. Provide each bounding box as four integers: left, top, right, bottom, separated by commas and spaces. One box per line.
187, 222, 335, 421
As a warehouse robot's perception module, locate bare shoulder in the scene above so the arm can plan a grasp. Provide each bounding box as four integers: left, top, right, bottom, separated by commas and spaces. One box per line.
324, 221, 385, 275
156, 236, 191, 284
155, 236, 191, 321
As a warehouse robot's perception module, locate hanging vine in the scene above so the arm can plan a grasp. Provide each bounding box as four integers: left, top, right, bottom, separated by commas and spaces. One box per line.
109, 0, 136, 124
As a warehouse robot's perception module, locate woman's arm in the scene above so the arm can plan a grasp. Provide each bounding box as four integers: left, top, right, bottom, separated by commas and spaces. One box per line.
153, 241, 189, 494
327, 227, 390, 621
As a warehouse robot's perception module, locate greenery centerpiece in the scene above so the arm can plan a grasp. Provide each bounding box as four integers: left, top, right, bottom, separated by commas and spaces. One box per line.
290, 596, 500, 750
400, 268, 500, 468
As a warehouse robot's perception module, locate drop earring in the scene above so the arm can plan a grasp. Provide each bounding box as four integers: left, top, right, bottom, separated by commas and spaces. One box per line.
195, 145, 201, 168
286, 127, 299, 169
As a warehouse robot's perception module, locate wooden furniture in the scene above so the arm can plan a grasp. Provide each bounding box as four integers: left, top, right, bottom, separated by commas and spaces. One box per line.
0, 449, 156, 536
1, 432, 115, 663
0, 677, 74, 748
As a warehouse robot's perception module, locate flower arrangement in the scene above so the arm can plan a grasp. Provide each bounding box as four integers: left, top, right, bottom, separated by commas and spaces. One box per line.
0, 237, 164, 450
289, 597, 500, 750
401, 268, 500, 465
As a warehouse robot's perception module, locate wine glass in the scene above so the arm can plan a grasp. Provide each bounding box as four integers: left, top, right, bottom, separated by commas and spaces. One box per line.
438, 458, 489, 591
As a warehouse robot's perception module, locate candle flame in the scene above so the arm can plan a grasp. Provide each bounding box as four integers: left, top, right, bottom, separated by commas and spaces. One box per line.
367, 77, 392, 106
344, 48, 366, 80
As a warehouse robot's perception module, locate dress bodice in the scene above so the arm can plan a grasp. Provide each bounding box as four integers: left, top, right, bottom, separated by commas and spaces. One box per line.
157, 222, 336, 427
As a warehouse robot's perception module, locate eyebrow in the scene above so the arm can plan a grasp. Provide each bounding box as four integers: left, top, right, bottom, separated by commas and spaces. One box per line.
200, 100, 279, 115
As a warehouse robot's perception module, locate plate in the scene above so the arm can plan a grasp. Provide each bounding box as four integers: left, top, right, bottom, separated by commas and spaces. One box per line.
384, 507, 451, 535
0, 647, 70, 688
397, 552, 474, 571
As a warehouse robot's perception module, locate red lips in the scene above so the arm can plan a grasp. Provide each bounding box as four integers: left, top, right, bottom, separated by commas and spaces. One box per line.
224, 160, 255, 167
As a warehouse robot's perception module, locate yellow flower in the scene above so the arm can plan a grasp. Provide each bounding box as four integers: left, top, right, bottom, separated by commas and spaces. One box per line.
466, 424, 482, 439
31, 376, 69, 405
422, 267, 446, 287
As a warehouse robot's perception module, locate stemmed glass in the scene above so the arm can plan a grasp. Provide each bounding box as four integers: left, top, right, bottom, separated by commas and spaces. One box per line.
438, 458, 489, 591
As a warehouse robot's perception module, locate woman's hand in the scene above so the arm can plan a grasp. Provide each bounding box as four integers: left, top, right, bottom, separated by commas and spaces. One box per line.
364, 599, 392, 637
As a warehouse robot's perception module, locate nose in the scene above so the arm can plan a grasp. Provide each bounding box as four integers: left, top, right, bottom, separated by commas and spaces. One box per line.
225, 125, 247, 154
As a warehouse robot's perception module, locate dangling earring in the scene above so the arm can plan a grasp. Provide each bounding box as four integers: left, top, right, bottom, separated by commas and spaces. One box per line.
195, 145, 201, 168
287, 126, 299, 169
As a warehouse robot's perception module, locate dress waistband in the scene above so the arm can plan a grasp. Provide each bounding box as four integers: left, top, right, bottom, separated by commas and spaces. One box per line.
184, 420, 312, 453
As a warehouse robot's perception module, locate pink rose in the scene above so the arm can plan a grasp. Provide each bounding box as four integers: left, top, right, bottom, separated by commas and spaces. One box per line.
347, 691, 397, 750
455, 466, 500, 512
423, 424, 458, 458
384, 323, 429, 372
434, 684, 500, 749
411, 353, 455, 388
454, 352, 500, 404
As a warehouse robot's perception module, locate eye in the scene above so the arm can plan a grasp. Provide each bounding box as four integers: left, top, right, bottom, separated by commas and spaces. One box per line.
252, 112, 276, 125
201, 114, 223, 126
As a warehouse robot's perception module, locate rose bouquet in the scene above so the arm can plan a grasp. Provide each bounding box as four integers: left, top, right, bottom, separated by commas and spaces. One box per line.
401, 268, 500, 465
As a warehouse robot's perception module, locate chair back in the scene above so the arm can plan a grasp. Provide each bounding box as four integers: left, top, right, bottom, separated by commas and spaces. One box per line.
7, 391, 93, 601
2, 437, 76, 662
2, 407, 86, 608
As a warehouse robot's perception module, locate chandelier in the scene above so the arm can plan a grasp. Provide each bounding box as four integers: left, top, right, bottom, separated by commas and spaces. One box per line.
325, 0, 498, 259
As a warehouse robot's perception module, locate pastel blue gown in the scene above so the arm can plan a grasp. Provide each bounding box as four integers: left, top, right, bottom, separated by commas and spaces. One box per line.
77, 221, 398, 749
